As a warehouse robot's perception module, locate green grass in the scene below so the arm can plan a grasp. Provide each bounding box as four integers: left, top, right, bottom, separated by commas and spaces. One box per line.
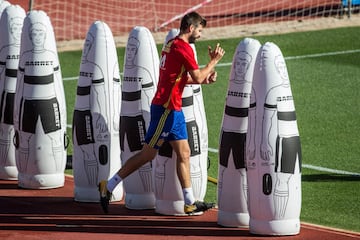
59, 26, 360, 232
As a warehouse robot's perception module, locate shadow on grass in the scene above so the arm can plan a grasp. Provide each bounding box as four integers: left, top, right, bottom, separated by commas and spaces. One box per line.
302, 174, 360, 182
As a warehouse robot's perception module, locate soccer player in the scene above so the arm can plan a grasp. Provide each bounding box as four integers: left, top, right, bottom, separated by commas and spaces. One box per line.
99, 11, 225, 215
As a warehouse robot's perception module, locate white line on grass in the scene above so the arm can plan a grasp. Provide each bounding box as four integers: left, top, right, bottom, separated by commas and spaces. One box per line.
302, 164, 360, 176
63, 76, 78, 81
62, 49, 360, 81
208, 147, 360, 176
285, 49, 360, 60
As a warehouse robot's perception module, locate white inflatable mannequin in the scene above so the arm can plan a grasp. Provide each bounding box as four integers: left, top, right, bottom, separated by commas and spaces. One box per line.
190, 84, 208, 201
121, 26, 159, 209
0, 1, 11, 14
72, 21, 123, 202
14, 10, 67, 189
246, 42, 302, 235
0, 4, 26, 180
154, 29, 208, 215
217, 38, 261, 227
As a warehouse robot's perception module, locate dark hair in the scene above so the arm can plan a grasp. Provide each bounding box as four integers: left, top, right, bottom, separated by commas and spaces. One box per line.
179, 12, 207, 31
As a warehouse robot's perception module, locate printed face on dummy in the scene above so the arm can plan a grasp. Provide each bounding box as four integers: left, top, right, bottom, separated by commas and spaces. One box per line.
275, 55, 289, 81
83, 38, 92, 57
10, 18, 23, 42
30, 23, 47, 48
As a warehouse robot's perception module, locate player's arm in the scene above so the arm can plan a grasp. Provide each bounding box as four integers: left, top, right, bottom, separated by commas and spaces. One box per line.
187, 43, 224, 84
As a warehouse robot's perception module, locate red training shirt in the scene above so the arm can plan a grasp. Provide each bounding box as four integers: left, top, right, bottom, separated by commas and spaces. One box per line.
152, 37, 198, 111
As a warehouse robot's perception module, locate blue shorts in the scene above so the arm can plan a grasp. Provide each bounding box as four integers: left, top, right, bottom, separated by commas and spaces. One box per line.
145, 104, 188, 149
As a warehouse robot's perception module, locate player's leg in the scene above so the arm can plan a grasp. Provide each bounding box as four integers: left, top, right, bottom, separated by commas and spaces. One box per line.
170, 139, 215, 215
99, 143, 157, 213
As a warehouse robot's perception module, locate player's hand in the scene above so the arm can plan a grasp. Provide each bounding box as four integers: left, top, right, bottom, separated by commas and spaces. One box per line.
208, 43, 225, 62
204, 71, 217, 84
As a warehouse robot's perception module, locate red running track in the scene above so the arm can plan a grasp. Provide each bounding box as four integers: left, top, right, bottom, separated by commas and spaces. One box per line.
1, 176, 360, 240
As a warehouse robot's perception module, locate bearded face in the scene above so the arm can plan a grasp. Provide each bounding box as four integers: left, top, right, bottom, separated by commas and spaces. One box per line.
188, 25, 203, 43
189, 34, 197, 43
